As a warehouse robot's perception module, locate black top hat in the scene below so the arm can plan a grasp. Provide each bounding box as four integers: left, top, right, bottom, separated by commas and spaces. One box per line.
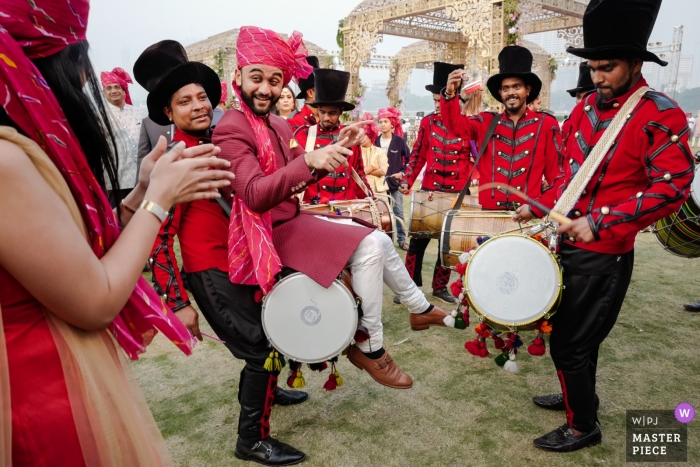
566, 0, 666, 66
296, 56, 320, 99
566, 61, 595, 98
486, 46, 542, 104
134, 40, 221, 126
308, 69, 354, 111
426, 62, 464, 94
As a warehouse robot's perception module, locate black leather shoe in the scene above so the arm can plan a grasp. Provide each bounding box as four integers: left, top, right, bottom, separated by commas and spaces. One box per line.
533, 424, 602, 452
533, 393, 600, 411
432, 288, 457, 304
684, 300, 700, 311
234, 437, 306, 465
273, 387, 308, 406
392, 295, 401, 305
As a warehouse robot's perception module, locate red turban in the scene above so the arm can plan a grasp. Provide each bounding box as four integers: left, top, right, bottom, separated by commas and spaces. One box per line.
0, 0, 88, 59
236, 26, 313, 86
378, 107, 404, 138
101, 67, 133, 105
362, 112, 379, 143
220, 81, 228, 103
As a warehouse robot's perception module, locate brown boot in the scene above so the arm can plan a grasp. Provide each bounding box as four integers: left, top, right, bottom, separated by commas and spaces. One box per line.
347, 346, 413, 389
409, 306, 448, 331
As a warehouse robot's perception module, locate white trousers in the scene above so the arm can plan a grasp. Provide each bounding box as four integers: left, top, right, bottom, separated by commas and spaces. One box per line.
346, 230, 430, 352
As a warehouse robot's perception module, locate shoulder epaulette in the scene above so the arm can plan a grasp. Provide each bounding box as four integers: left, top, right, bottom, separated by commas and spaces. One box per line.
643, 90, 678, 112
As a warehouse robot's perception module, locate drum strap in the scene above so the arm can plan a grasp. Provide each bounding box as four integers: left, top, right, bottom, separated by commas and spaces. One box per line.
552, 86, 649, 219
453, 114, 501, 208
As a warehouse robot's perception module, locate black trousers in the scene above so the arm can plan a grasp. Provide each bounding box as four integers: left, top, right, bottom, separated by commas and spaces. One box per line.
405, 237, 452, 291
549, 243, 634, 432
187, 268, 269, 371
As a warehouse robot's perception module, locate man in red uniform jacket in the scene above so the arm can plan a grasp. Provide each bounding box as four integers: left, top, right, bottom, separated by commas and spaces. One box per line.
293, 68, 372, 203
441, 46, 565, 218
286, 56, 319, 132
397, 62, 474, 305
514, 0, 691, 452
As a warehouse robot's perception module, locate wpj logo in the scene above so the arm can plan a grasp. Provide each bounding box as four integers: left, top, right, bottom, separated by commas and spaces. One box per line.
626, 409, 689, 462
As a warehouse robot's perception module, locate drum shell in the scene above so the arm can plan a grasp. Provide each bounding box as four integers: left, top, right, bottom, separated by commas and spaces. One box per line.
261, 272, 358, 363
463, 234, 562, 331
440, 210, 535, 269
408, 190, 480, 239
301, 198, 394, 239
652, 178, 700, 258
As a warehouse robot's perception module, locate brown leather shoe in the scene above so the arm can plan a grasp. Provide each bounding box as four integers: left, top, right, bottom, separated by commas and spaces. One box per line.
347, 346, 413, 389
409, 306, 448, 331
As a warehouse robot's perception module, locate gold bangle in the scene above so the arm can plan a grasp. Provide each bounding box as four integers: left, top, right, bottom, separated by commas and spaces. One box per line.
139, 200, 168, 223
120, 200, 136, 214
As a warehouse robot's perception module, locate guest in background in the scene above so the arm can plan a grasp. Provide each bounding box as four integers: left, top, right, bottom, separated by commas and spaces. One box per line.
101, 67, 143, 206
275, 85, 298, 119
212, 81, 228, 126
527, 93, 542, 112
360, 113, 389, 196
376, 107, 410, 250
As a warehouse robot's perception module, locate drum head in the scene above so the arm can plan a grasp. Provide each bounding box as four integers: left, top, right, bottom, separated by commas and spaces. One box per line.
691, 165, 700, 206
466, 235, 561, 327
262, 273, 358, 363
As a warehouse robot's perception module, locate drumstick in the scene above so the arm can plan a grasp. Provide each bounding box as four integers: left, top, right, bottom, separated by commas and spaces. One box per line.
478, 183, 572, 225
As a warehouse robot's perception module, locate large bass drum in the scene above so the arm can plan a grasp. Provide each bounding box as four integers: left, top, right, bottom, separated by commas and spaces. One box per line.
408, 190, 480, 239
261, 272, 358, 363
464, 234, 562, 331
652, 164, 700, 257
440, 210, 536, 268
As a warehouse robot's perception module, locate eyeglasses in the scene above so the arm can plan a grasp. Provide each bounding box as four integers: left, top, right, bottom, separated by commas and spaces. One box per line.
500, 84, 523, 93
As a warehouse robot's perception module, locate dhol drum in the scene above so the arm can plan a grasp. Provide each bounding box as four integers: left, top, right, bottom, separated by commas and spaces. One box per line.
408, 190, 481, 239
262, 272, 358, 363
301, 198, 394, 239
464, 234, 562, 331
440, 210, 537, 268
652, 165, 700, 257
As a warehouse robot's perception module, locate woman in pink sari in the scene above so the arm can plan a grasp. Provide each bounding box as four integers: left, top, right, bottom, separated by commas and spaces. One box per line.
0, 1, 234, 466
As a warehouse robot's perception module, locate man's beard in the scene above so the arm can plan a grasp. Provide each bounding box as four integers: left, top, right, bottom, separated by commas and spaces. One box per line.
596, 70, 634, 108
240, 89, 280, 117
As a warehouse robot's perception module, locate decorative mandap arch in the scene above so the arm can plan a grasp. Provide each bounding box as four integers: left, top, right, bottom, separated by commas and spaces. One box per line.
342, 0, 590, 110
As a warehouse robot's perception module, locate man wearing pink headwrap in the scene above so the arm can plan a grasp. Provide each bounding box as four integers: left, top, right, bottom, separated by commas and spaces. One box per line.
211, 26, 449, 464
377, 106, 411, 249
101, 67, 144, 205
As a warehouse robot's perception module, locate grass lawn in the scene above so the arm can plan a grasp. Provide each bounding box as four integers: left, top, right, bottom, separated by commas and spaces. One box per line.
133, 219, 700, 466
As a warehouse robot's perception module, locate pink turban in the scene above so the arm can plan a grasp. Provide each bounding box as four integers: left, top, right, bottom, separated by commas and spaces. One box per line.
101, 67, 133, 105
220, 82, 228, 103
0, 0, 88, 59
362, 112, 379, 143
236, 26, 313, 86
378, 107, 404, 138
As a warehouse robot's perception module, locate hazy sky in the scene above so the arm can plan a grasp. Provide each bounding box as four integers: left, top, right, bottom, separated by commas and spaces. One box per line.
87, 0, 699, 105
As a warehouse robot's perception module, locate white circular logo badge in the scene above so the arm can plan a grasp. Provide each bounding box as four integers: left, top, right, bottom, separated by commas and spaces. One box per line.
300, 306, 322, 326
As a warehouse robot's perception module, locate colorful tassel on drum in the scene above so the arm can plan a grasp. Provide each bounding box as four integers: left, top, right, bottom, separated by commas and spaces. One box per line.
323, 363, 343, 391
286, 361, 301, 388
264, 350, 283, 372
503, 351, 519, 373
527, 331, 547, 356
292, 370, 306, 388
308, 362, 328, 372
464, 337, 489, 357
354, 324, 370, 343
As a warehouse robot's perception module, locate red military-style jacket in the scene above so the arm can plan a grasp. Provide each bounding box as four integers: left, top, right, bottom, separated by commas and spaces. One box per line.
287, 104, 317, 133
440, 95, 565, 215
562, 78, 694, 255
294, 123, 372, 203
149, 130, 229, 311
403, 113, 474, 193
